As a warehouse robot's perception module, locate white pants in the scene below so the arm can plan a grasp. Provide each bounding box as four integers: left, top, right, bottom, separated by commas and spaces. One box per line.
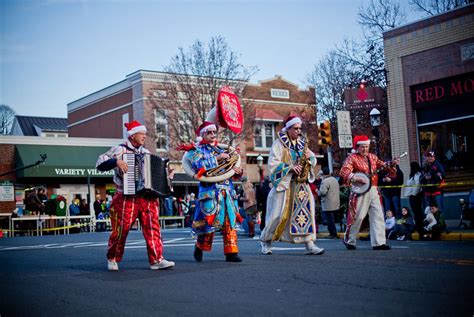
344, 186, 386, 247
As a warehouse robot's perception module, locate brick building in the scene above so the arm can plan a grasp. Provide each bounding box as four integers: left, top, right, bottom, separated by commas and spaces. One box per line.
242, 76, 317, 181
383, 4, 474, 212
0, 136, 119, 214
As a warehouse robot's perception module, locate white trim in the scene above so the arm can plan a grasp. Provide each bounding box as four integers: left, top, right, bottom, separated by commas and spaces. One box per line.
0, 135, 122, 146
67, 80, 131, 113
246, 153, 269, 157
416, 114, 474, 127
127, 125, 146, 136
67, 100, 142, 128
242, 98, 311, 107
255, 118, 284, 122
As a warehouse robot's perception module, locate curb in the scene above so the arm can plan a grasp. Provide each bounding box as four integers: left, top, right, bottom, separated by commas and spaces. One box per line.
317, 232, 474, 241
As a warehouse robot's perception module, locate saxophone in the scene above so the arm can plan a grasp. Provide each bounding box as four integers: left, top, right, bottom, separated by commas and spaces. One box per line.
294, 135, 311, 183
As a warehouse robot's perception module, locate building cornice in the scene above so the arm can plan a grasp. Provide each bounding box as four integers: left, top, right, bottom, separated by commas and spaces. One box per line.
242, 98, 314, 107
0, 135, 122, 146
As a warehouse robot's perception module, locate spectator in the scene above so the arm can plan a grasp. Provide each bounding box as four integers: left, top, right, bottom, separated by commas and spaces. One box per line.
25, 189, 45, 215
69, 198, 81, 216
94, 195, 106, 232
385, 210, 396, 238
388, 207, 415, 240
420, 151, 445, 210
188, 193, 196, 218
422, 202, 446, 240
79, 198, 89, 215
257, 177, 272, 231
317, 167, 340, 239
405, 162, 424, 236
37, 188, 48, 204
240, 177, 257, 238
379, 158, 404, 218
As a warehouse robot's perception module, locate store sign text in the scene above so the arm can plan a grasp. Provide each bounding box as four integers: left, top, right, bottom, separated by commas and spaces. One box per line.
54, 168, 114, 176
411, 72, 474, 108
414, 78, 473, 104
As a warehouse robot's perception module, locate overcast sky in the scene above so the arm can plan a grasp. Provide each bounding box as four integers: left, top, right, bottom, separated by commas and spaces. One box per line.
0, 0, 424, 118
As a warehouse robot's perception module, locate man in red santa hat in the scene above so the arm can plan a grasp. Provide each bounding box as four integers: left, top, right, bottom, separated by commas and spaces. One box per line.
181, 121, 244, 263
96, 120, 175, 271
339, 135, 391, 250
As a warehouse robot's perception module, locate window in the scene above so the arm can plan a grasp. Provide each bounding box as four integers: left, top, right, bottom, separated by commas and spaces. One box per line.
271, 88, 290, 99
254, 122, 276, 149
177, 91, 187, 100
153, 90, 167, 98
178, 110, 192, 142
155, 109, 168, 151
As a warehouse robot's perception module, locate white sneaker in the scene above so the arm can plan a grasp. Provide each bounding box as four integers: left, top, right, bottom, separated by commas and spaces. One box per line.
305, 241, 325, 255
150, 259, 175, 270
107, 260, 119, 271
260, 241, 272, 255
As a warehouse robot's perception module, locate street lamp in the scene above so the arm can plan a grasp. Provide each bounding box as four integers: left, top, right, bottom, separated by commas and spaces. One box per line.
370, 108, 381, 157
256, 154, 264, 182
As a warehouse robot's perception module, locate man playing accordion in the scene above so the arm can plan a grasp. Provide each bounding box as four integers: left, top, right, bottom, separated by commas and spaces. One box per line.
96, 120, 175, 271
339, 135, 391, 250
182, 121, 244, 263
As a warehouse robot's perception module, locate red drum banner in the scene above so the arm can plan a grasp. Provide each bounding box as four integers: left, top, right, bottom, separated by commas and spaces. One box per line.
217, 86, 243, 134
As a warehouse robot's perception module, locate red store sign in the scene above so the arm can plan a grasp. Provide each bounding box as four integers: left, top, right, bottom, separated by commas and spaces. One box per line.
411, 72, 474, 109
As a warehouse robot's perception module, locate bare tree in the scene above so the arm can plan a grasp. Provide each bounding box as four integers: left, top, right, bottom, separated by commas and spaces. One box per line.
152, 35, 258, 151
307, 50, 358, 121
410, 0, 472, 16
0, 104, 16, 135
336, 0, 407, 89
307, 0, 407, 163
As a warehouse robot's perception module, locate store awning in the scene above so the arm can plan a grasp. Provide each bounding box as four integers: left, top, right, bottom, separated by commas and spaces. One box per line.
172, 173, 199, 186
15, 144, 114, 178
255, 109, 284, 122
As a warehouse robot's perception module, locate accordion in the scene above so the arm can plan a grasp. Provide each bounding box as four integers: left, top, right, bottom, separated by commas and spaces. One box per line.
122, 153, 173, 198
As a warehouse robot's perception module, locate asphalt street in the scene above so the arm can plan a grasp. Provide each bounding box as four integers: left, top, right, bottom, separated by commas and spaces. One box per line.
1, 229, 473, 317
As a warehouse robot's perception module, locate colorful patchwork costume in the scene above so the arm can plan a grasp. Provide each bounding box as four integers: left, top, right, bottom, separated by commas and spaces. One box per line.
183, 142, 241, 257
260, 116, 324, 255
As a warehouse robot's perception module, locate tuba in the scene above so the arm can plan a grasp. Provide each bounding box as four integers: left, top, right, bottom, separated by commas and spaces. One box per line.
182, 86, 243, 183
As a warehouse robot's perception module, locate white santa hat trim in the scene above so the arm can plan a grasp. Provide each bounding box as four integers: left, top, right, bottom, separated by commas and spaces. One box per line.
124, 121, 147, 137
282, 117, 302, 132
199, 123, 217, 136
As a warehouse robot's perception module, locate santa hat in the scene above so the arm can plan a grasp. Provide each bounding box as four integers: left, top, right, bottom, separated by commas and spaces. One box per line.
282, 115, 302, 132
352, 135, 370, 153
196, 121, 217, 136
124, 120, 147, 136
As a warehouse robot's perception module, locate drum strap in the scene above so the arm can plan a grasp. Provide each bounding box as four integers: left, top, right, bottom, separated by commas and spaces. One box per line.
366, 156, 372, 192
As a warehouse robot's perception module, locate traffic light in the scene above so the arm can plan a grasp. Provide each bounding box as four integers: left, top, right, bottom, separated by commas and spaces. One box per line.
318, 120, 332, 146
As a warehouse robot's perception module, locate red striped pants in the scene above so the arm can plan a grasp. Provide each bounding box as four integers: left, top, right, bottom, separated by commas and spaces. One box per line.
107, 193, 164, 264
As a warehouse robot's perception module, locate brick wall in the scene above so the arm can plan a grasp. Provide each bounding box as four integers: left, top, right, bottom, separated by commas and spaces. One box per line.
384, 6, 474, 177
0, 144, 16, 213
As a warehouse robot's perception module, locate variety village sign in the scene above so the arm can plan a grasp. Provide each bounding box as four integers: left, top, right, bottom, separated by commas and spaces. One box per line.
54, 168, 114, 177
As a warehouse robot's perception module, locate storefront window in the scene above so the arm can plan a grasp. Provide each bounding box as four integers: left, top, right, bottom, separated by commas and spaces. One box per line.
418, 117, 474, 172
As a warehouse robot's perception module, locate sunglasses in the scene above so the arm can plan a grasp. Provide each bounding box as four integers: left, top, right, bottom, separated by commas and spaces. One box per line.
206, 130, 217, 135
291, 127, 302, 131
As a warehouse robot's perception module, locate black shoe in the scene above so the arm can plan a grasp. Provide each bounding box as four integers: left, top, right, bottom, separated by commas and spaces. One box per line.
327, 235, 338, 239
373, 244, 391, 250
344, 242, 356, 250
225, 253, 242, 262
193, 246, 203, 262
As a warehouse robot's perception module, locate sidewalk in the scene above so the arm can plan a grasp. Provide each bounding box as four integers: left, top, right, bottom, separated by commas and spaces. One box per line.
316, 219, 474, 241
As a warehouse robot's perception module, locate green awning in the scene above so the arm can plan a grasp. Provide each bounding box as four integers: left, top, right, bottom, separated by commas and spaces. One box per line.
16, 144, 114, 178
